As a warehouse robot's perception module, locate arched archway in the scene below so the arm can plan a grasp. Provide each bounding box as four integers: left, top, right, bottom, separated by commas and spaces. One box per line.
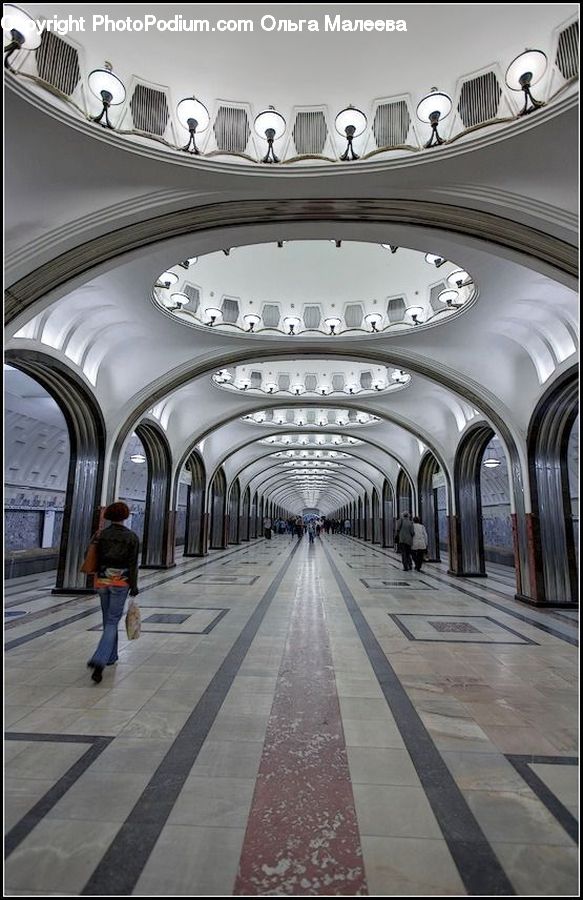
527, 369, 578, 607
250, 492, 258, 539
6, 350, 105, 593
363, 493, 371, 541
382, 479, 395, 547
240, 486, 251, 540
396, 468, 413, 518
372, 488, 381, 543
209, 467, 228, 550
357, 496, 363, 538
229, 478, 241, 544
135, 420, 174, 569
453, 424, 495, 576
418, 452, 441, 562
184, 449, 206, 557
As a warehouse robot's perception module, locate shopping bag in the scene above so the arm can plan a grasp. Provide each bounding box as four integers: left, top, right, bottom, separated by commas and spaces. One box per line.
125, 600, 141, 640
80, 538, 99, 574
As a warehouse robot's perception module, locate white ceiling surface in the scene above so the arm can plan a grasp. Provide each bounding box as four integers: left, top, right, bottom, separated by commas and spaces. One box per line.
5, 5, 579, 514
23, 4, 576, 116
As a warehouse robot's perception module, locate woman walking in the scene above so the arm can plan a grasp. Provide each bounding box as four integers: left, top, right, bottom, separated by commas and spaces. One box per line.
86, 502, 140, 683
411, 516, 429, 572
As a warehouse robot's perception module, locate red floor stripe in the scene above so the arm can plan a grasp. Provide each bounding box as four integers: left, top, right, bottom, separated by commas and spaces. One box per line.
234, 552, 367, 896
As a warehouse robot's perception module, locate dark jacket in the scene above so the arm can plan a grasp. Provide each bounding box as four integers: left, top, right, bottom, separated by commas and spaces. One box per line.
95, 523, 140, 591
396, 517, 415, 546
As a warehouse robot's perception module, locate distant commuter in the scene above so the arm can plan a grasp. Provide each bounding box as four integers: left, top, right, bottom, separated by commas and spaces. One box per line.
412, 516, 429, 572
86, 501, 139, 683
264, 516, 272, 539
295, 516, 304, 539
308, 521, 316, 544
395, 512, 415, 572
344, 518, 351, 534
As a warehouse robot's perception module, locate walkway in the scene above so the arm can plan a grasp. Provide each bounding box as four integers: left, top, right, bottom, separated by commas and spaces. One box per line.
4, 536, 578, 895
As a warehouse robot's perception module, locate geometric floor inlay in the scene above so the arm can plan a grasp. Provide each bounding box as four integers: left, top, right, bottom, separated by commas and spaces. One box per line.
361, 578, 433, 589
88, 606, 229, 635
184, 574, 259, 585
390, 613, 539, 644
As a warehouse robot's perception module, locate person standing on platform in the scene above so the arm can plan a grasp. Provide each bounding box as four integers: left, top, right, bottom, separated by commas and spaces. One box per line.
308, 521, 316, 544
86, 501, 140, 684
411, 516, 429, 572
295, 516, 304, 540
395, 511, 415, 572
264, 515, 272, 539
344, 518, 351, 535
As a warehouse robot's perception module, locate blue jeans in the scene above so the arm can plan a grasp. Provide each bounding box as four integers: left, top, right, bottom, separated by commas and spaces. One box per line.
90, 587, 129, 668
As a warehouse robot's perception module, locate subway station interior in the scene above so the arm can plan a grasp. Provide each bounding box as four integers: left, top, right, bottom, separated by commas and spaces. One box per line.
3, 3, 580, 896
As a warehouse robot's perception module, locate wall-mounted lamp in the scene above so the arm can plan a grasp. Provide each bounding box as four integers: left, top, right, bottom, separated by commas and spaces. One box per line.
416, 88, 452, 147
88, 62, 126, 128
156, 270, 179, 289
335, 105, 367, 160
438, 289, 462, 308
324, 316, 342, 335
3, 4, 41, 70
283, 315, 302, 335
254, 106, 286, 163
406, 305, 425, 325
505, 49, 547, 115
244, 313, 261, 332
176, 96, 210, 153
205, 306, 222, 326
364, 313, 383, 333
447, 269, 471, 289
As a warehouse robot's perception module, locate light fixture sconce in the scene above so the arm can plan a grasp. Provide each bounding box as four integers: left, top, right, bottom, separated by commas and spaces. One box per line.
169, 292, 189, 308
483, 456, 501, 468
438, 289, 462, 308
205, 306, 223, 326
130, 453, 147, 464
178, 257, 198, 269
381, 244, 398, 253
416, 88, 452, 147
156, 270, 179, 289
324, 316, 342, 335
447, 269, 471, 289
283, 315, 302, 335
505, 49, 547, 115
176, 96, 210, 154
291, 383, 305, 396
3, 4, 42, 69
254, 106, 286, 163
265, 382, 278, 394
244, 313, 261, 332
406, 305, 425, 325
88, 62, 126, 128
425, 252, 447, 268
364, 313, 383, 333
335, 105, 367, 160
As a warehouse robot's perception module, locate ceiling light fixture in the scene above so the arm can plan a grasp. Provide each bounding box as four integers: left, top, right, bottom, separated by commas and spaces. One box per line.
364, 313, 383, 333
483, 457, 501, 468
438, 289, 462, 308
156, 270, 179, 289
169, 292, 189, 308
505, 49, 548, 115
324, 316, 342, 335
381, 244, 399, 253
416, 87, 452, 147
176, 96, 210, 154
130, 453, 147, 464
3, 4, 42, 69
425, 252, 447, 268
447, 269, 471, 289
244, 313, 261, 332
178, 257, 198, 269
335, 105, 367, 160
254, 106, 286, 163
88, 62, 126, 128
205, 306, 223, 326
406, 305, 425, 325
283, 315, 302, 335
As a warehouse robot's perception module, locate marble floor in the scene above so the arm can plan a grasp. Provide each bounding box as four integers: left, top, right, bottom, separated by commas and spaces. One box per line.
3, 535, 579, 896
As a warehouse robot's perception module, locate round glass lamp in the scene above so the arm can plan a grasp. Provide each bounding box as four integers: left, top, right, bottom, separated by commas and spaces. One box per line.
425, 252, 446, 268
4, 4, 42, 69
170, 292, 189, 307
176, 96, 210, 154
447, 269, 471, 289
406, 305, 425, 325
438, 289, 461, 308
204, 306, 223, 326
324, 316, 342, 335
244, 313, 261, 332
505, 49, 547, 114
416, 88, 452, 147
335, 105, 367, 160
158, 270, 179, 288
88, 63, 126, 128
283, 315, 302, 335
254, 107, 286, 163
364, 312, 383, 332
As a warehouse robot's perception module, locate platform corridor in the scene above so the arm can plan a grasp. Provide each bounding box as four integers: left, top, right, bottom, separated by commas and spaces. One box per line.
4, 535, 578, 896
